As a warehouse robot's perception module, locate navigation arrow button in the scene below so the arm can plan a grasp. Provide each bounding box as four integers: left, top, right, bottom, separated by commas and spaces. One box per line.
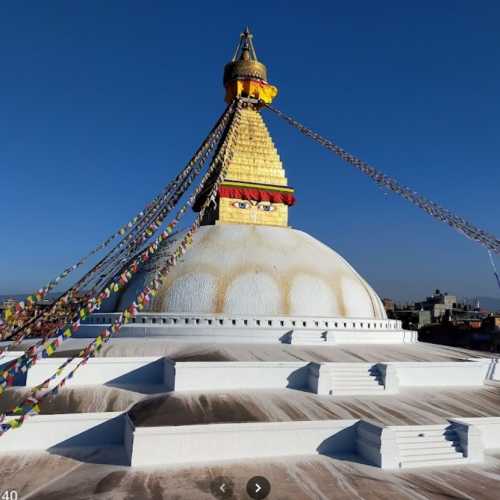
247, 476, 271, 499
210, 476, 234, 499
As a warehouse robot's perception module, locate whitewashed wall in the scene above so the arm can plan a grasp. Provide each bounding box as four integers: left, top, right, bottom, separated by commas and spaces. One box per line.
26, 357, 165, 387
170, 361, 310, 391
127, 418, 358, 466
0, 412, 124, 452
393, 360, 490, 387
79, 312, 408, 345
451, 417, 500, 451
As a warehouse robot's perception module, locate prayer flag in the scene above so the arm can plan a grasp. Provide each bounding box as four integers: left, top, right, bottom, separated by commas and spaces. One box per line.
9, 417, 23, 429
28, 404, 40, 416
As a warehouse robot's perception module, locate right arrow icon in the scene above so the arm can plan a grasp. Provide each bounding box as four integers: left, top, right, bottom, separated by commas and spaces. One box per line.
247, 476, 271, 499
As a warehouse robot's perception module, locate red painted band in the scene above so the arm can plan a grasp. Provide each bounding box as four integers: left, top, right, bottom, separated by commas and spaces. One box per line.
219, 186, 296, 206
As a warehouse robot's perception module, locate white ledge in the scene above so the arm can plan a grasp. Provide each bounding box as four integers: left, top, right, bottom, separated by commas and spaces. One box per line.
77, 312, 414, 345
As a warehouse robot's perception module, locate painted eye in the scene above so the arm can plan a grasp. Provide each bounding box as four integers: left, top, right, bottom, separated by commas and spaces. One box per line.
232, 201, 250, 209
258, 203, 275, 212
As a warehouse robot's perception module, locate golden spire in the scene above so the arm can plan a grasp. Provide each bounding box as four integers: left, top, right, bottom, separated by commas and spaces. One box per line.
216, 30, 293, 227
223, 28, 278, 105
216, 106, 294, 227
195, 28, 293, 228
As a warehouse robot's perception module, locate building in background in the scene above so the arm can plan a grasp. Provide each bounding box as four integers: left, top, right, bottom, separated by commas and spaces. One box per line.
418, 289, 457, 322
383, 289, 500, 351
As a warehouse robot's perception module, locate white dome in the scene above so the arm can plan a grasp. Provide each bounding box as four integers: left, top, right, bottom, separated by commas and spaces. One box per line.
114, 224, 387, 319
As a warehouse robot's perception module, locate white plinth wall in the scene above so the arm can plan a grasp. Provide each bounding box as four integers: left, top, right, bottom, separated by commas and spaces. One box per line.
3, 411, 498, 469
4, 357, 495, 392
79, 312, 415, 345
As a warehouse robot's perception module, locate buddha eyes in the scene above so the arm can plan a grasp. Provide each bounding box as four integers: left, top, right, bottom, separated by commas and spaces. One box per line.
258, 203, 275, 212
232, 201, 251, 209
231, 201, 276, 212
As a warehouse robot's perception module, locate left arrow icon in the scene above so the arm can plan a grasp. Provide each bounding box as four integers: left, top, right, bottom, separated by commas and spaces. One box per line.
210, 476, 234, 499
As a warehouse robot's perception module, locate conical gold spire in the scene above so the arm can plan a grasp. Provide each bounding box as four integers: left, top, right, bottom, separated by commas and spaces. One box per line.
217, 106, 294, 226
196, 29, 294, 227
217, 31, 293, 227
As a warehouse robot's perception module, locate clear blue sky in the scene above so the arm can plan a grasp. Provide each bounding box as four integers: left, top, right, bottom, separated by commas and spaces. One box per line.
1, 1, 499, 301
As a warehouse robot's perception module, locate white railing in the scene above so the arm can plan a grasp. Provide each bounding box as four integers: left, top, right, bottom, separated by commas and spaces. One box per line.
84, 312, 402, 331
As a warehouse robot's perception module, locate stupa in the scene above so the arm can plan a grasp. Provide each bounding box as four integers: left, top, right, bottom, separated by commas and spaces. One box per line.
92, 27, 394, 340
2, 29, 500, 499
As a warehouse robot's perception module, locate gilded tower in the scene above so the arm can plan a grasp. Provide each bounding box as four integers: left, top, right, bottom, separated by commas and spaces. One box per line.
196, 28, 295, 227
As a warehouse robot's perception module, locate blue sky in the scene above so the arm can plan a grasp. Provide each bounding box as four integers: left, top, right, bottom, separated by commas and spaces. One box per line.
1, 1, 499, 301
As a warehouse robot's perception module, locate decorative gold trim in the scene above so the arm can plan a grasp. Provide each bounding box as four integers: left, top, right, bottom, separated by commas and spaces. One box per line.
222, 180, 294, 193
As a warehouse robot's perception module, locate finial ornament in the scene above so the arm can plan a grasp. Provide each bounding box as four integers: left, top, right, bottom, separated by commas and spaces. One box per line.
231, 26, 258, 62
224, 28, 278, 105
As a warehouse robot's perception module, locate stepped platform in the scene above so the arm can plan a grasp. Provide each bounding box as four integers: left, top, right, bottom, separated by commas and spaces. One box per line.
1, 339, 500, 497
2, 385, 500, 423
4, 337, 493, 362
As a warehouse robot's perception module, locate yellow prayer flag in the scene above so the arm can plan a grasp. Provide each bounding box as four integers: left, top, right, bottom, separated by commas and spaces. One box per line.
9, 418, 21, 429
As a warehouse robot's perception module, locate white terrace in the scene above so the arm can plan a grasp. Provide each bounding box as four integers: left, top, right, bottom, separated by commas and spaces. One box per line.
1, 340, 499, 471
